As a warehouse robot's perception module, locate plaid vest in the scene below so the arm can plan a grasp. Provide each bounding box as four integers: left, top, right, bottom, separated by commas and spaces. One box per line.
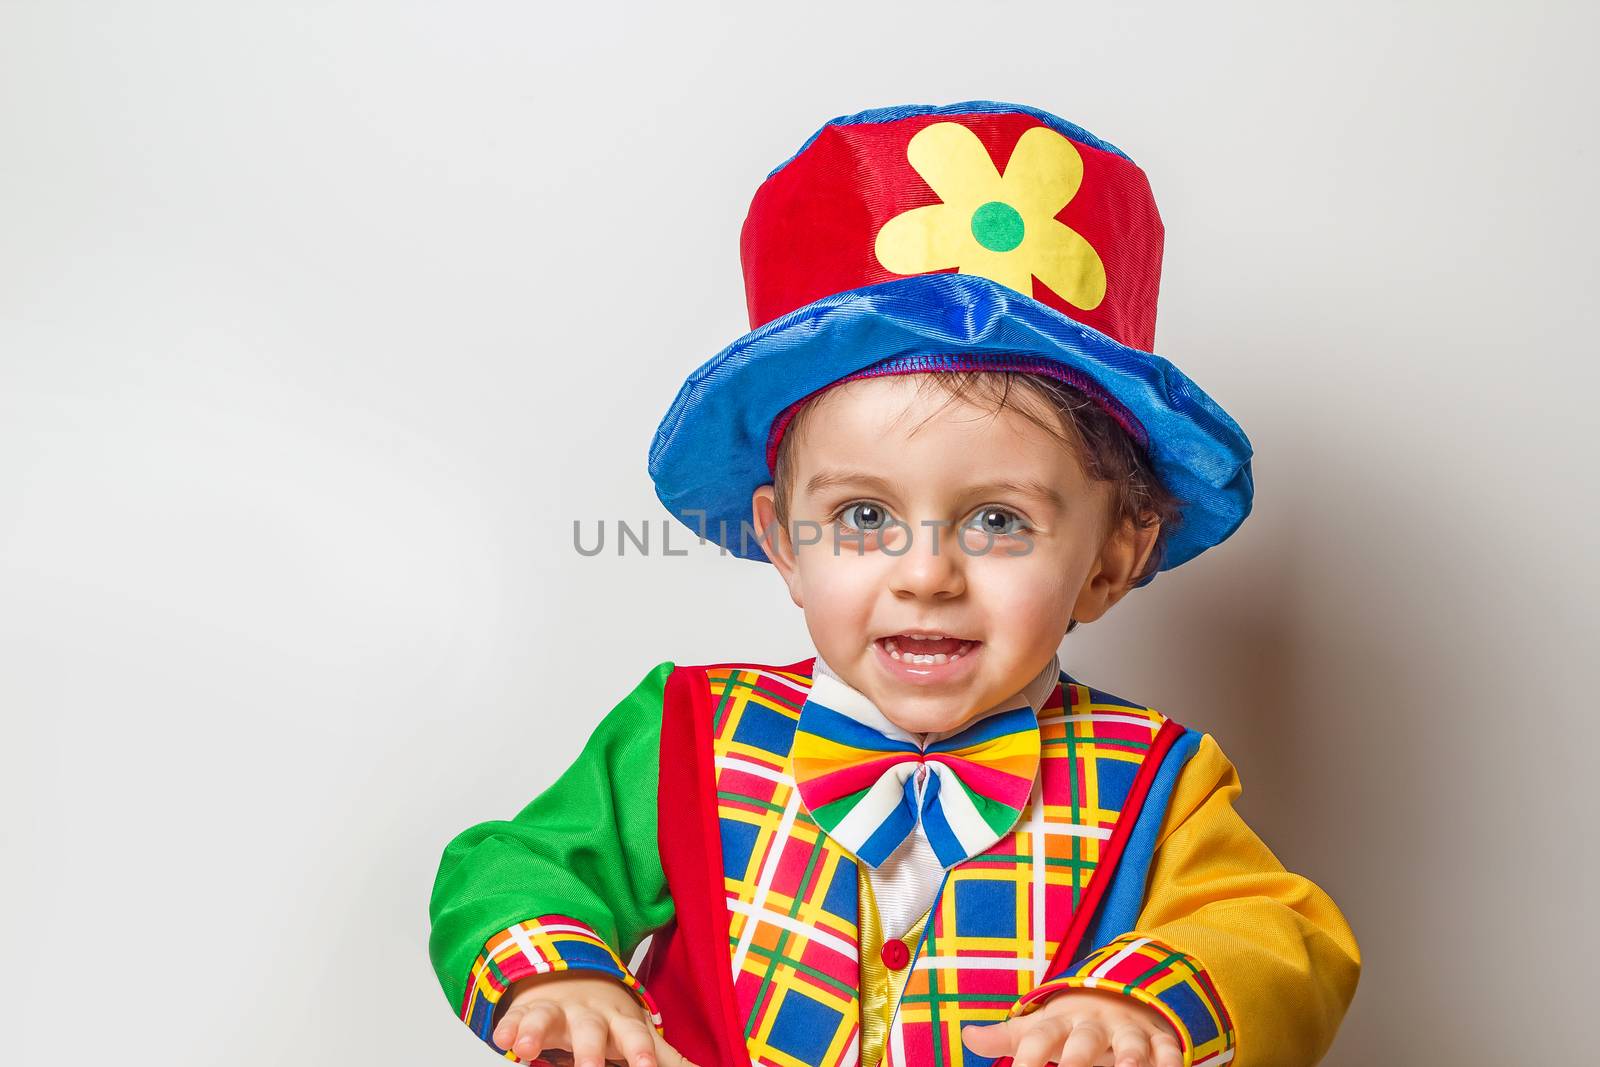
639, 658, 1188, 1067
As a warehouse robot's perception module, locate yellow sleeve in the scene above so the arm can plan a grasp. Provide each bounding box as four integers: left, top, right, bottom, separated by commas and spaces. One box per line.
1010, 733, 1360, 1066
1135, 732, 1360, 1064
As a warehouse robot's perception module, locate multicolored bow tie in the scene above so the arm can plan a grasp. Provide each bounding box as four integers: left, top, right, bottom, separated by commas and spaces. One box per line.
791, 668, 1043, 869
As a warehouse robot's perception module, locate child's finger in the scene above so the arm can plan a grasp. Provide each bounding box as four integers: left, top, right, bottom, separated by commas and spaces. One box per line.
960, 1019, 1020, 1055
649, 1033, 700, 1067
1149, 1031, 1184, 1067
1012, 1026, 1068, 1067
509, 1002, 566, 1061
492, 1002, 527, 1050
1109, 1024, 1152, 1067
608, 1016, 659, 1067
1056, 1020, 1111, 1067
565, 1008, 610, 1067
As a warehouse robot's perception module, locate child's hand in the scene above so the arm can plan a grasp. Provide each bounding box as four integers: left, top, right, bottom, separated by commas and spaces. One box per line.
490, 972, 700, 1067
961, 988, 1182, 1067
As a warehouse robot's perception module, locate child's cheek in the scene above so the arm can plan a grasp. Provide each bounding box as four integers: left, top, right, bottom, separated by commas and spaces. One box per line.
798, 547, 882, 638
968, 541, 1079, 633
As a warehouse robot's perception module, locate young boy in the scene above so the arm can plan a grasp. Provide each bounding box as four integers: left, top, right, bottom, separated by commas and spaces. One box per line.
428, 101, 1360, 1067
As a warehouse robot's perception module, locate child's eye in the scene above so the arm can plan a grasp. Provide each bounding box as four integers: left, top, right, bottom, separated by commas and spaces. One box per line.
965, 506, 1030, 536
838, 502, 891, 531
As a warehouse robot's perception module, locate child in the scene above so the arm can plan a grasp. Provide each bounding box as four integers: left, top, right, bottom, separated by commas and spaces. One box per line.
428, 100, 1360, 1067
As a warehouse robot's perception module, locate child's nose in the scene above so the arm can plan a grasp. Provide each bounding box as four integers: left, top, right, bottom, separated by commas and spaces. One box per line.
888, 521, 966, 601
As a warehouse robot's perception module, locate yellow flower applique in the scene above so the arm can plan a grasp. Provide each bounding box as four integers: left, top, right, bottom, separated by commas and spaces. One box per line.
873, 121, 1107, 310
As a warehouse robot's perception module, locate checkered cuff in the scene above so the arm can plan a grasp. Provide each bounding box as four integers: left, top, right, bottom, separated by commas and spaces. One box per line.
459, 915, 662, 1061
1009, 935, 1235, 1066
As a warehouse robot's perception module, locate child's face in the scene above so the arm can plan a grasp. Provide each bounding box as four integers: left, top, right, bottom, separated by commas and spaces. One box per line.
752, 374, 1159, 736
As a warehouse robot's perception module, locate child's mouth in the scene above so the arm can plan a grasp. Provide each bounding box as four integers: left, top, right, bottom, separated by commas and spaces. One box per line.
874, 634, 980, 665
871, 633, 982, 685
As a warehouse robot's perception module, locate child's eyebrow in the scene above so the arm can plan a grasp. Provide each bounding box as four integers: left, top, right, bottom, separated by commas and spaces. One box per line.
981, 479, 1066, 510
805, 469, 899, 496
804, 469, 1064, 510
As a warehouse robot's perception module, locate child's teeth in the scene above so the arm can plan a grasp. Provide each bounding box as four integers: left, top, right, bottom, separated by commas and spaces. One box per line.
879, 636, 976, 666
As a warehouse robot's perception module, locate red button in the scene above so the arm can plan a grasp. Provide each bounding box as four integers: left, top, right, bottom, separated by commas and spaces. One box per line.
880, 940, 910, 969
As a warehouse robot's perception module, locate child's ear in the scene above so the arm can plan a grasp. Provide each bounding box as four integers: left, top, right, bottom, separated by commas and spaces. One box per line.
1072, 513, 1161, 625
751, 485, 804, 608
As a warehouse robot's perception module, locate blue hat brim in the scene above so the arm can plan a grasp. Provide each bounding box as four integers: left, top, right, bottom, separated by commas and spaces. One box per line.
648, 274, 1253, 586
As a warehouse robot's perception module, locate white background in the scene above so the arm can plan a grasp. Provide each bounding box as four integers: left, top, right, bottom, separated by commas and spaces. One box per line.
3, 2, 1595, 1063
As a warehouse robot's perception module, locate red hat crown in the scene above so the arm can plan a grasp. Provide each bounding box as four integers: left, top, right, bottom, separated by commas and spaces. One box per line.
740, 103, 1165, 352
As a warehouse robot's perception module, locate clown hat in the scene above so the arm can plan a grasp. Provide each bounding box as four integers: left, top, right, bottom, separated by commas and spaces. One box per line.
648, 100, 1253, 586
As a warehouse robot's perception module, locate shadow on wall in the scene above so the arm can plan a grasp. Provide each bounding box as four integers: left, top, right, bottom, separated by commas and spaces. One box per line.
1066, 440, 1482, 1063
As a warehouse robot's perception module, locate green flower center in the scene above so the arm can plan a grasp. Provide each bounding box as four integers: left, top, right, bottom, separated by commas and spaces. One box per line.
970, 200, 1025, 252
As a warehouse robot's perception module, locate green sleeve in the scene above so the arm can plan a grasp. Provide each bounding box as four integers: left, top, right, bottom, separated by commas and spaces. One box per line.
427, 660, 676, 1011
